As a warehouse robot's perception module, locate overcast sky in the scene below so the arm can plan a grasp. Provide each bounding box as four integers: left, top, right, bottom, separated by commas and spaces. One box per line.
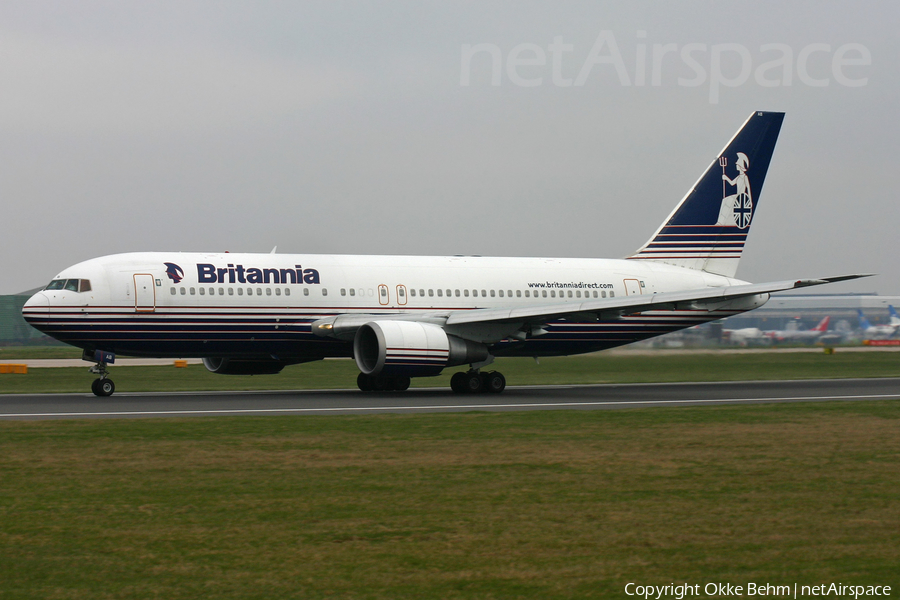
1, 1, 897, 296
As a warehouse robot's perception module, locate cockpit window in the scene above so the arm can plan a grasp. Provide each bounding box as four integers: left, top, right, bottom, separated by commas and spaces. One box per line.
46, 279, 92, 292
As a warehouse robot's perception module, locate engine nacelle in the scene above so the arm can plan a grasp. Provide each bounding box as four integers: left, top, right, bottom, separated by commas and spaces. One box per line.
354, 320, 489, 377
202, 357, 287, 375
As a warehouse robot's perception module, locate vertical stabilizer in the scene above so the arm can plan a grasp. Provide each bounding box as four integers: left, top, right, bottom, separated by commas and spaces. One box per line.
857, 309, 872, 330
629, 111, 785, 278
813, 316, 830, 332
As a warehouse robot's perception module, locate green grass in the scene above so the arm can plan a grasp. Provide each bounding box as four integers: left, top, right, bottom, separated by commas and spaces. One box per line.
2, 351, 900, 394
1, 402, 898, 599
0, 345, 82, 359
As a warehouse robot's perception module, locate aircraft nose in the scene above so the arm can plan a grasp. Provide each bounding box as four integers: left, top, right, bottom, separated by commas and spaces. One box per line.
22, 291, 49, 317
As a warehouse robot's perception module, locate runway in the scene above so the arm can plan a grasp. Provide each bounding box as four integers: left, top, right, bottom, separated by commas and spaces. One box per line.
1, 378, 898, 420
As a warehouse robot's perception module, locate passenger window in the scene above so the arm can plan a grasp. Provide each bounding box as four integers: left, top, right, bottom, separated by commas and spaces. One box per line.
568, 291, 573, 298
381, 288, 387, 298
349, 288, 355, 296
550, 290, 556, 298
542, 291, 547, 298
190, 288, 196, 295
303, 288, 309, 296
170, 288, 176, 295
516, 290, 522, 297
229, 288, 234, 295
464, 290, 469, 297
437, 289, 443, 297
610, 291, 615, 297
276, 288, 281, 296
238, 288, 243, 296
428, 289, 434, 297
498, 290, 503, 297
341, 289, 346, 296
446, 289, 451, 297
490, 290, 495, 297
576, 290, 581, 298
419, 289, 424, 297
266, 288, 272, 296
400, 288, 406, 297
455, 289, 460, 297
411, 289, 417, 297
525, 290, 530, 297
600, 291, 605, 298
285, 289, 290, 296
322, 289, 328, 296
180, 288, 186, 295
219, 287, 224, 295
199, 288, 205, 295
256, 288, 262, 296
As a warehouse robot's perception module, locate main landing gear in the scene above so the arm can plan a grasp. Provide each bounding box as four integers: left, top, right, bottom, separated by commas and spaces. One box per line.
357, 373, 411, 392
356, 370, 507, 394
84, 350, 116, 397
450, 370, 506, 394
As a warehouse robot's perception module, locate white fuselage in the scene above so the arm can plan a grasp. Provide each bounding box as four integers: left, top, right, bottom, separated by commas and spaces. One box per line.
22, 252, 758, 361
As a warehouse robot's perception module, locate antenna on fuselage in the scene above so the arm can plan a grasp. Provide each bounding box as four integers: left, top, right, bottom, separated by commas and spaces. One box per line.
270, 246, 277, 254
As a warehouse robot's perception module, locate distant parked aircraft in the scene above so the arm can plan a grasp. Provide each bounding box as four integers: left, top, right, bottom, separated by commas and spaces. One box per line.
857, 308, 900, 340
765, 316, 832, 344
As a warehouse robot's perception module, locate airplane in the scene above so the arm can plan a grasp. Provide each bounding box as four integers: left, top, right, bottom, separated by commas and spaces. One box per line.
22, 111, 869, 396
723, 325, 767, 346
856, 307, 899, 340
764, 316, 832, 344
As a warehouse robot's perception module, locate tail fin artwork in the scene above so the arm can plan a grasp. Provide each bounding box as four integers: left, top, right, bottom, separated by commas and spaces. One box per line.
629, 111, 785, 278
812, 316, 831, 332
889, 305, 900, 328
857, 309, 873, 330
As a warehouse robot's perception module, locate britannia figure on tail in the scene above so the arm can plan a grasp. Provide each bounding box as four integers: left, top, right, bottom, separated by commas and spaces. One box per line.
716, 151, 753, 228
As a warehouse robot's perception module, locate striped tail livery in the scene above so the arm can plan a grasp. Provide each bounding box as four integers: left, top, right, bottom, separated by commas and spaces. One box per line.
629, 111, 785, 278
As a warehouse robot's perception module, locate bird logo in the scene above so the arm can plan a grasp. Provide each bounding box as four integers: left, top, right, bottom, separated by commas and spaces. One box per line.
164, 262, 184, 284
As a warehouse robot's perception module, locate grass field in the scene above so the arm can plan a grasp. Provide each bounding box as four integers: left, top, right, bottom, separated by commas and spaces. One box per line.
2, 350, 900, 394
1, 402, 898, 599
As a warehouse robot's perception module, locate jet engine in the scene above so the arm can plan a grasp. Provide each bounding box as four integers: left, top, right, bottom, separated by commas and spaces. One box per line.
353, 320, 489, 377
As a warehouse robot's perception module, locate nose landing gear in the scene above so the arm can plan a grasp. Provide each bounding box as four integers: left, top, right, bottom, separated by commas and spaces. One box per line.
90, 374, 115, 397
84, 349, 116, 397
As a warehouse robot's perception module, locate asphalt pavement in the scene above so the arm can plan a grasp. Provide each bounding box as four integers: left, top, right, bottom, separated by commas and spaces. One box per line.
1, 378, 898, 420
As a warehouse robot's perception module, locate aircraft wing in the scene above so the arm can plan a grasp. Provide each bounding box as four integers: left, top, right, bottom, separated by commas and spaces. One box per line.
312, 274, 872, 342
444, 274, 870, 327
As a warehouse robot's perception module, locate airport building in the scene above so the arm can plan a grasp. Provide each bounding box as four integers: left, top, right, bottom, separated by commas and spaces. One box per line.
0, 290, 53, 345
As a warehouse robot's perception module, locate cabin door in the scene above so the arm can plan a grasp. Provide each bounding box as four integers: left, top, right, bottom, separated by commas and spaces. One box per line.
623, 279, 642, 296
134, 274, 156, 312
